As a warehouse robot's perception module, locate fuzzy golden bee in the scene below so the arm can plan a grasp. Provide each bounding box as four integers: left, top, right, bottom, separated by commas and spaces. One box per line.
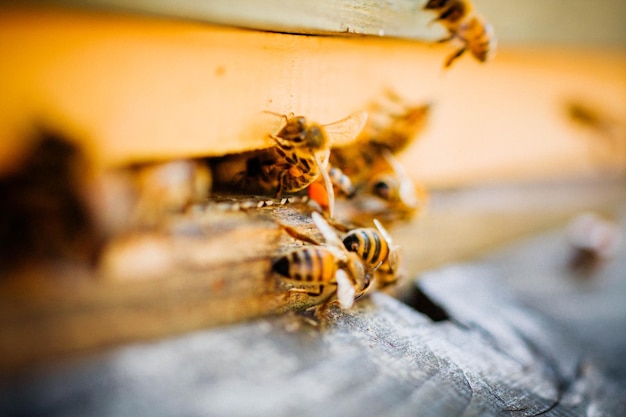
423, 0, 496, 68
271, 112, 367, 218
273, 212, 370, 309
342, 218, 401, 289
231, 111, 367, 218
329, 94, 430, 220
360, 92, 431, 154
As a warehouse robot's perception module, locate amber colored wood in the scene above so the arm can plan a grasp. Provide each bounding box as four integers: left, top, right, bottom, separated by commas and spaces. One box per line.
0, 7, 624, 187
2, 178, 625, 373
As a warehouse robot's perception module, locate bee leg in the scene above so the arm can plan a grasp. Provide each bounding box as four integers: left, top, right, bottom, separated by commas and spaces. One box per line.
276, 170, 287, 197
435, 34, 456, 44
306, 284, 325, 297
444, 46, 467, 68
286, 285, 325, 297
312, 296, 343, 325
278, 222, 322, 245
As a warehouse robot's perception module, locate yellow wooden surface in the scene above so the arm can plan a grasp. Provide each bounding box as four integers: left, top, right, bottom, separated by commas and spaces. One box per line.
0, 7, 624, 187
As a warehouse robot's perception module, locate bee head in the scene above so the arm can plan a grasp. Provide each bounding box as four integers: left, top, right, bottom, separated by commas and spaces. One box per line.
370, 174, 400, 202
304, 124, 327, 150
272, 255, 290, 277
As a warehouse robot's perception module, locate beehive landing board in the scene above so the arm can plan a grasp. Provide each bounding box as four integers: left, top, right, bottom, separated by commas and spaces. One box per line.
2, 205, 625, 416
1, 176, 625, 374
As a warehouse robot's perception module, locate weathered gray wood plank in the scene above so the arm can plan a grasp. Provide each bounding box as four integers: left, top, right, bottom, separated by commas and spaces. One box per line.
1, 177, 624, 374
54, 0, 443, 41
2, 208, 625, 416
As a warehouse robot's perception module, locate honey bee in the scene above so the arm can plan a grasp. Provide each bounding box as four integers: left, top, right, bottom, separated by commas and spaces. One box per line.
360, 92, 431, 154
331, 144, 426, 221
342, 218, 401, 289
267, 111, 368, 218
273, 212, 370, 309
566, 212, 623, 277
423, 0, 496, 68
328, 166, 356, 198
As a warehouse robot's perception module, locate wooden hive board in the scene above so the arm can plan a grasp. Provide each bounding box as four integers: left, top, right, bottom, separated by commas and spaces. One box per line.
2, 205, 626, 415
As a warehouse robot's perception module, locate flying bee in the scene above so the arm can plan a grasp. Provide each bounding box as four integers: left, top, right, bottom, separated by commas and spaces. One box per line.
267, 111, 368, 218
424, 0, 472, 31
342, 218, 402, 289
273, 212, 370, 310
423, 0, 496, 68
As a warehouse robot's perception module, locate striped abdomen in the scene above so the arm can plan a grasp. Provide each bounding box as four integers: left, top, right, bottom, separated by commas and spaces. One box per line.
273, 148, 321, 193
461, 16, 494, 62
342, 228, 389, 269
272, 247, 337, 284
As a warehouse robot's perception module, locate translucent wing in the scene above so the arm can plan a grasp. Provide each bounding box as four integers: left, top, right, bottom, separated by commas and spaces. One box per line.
311, 212, 343, 248
373, 218, 401, 274
335, 269, 356, 309
373, 218, 394, 247
322, 110, 368, 147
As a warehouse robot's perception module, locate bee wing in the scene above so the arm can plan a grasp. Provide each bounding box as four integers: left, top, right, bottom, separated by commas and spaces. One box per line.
311, 212, 343, 249
335, 269, 355, 309
322, 110, 368, 147
373, 218, 394, 247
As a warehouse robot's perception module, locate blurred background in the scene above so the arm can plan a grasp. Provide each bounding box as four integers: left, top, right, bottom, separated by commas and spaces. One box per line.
473, 0, 626, 46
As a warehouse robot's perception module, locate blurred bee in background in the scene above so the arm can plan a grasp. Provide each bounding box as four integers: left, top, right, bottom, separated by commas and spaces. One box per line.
342, 218, 402, 289
423, 0, 496, 68
359, 90, 431, 154
273, 212, 371, 310
566, 212, 623, 277
130, 159, 212, 228
565, 99, 626, 171
230, 111, 367, 218
0, 128, 103, 270
327, 92, 430, 222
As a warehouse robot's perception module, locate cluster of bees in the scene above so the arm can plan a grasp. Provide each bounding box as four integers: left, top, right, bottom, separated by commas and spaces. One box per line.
0, 90, 429, 309
274, 212, 400, 310
123, 90, 426, 309
423, 0, 496, 68
206, 92, 430, 311
97, 0, 496, 310
1, 0, 495, 312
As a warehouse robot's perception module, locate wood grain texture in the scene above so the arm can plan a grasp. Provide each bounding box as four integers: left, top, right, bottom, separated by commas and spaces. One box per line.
2, 212, 625, 416
58, 0, 443, 40
1, 177, 624, 374
0, 7, 624, 187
